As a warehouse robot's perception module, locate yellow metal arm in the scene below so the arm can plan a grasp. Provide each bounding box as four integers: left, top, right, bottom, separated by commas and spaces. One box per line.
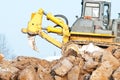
22, 8, 70, 49
45, 26, 63, 35
38, 31, 62, 48
22, 9, 44, 35
46, 13, 70, 43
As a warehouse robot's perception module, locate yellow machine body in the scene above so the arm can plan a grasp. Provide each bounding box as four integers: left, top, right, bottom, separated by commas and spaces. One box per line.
70, 32, 115, 43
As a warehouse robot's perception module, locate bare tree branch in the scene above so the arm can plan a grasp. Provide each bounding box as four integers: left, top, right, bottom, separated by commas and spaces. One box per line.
0, 34, 16, 59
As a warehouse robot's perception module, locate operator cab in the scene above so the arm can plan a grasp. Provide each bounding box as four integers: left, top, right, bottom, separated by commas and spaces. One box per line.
71, 0, 111, 33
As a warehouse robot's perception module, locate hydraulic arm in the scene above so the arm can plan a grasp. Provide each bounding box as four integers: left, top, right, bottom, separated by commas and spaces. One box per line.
22, 8, 70, 50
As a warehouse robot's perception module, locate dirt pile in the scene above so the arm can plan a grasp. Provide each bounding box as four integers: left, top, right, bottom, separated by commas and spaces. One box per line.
0, 43, 120, 80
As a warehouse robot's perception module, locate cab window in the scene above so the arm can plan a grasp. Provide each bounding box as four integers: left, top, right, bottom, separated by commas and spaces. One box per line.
85, 3, 100, 18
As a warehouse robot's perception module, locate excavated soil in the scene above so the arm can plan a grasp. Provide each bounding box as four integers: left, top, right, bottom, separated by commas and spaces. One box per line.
0, 44, 120, 80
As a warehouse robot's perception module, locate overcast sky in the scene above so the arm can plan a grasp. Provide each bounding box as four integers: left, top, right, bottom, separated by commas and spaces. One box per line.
0, 0, 120, 59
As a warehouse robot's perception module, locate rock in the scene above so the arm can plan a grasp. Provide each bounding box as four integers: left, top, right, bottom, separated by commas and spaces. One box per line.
81, 73, 91, 80
62, 43, 80, 57
67, 56, 75, 64
37, 64, 53, 80
0, 71, 13, 80
52, 58, 73, 77
113, 67, 120, 80
113, 49, 120, 59
90, 61, 113, 80
92, 51, 103, 62
54, 76, 67, 80
0, 53, 4, 61
102, 51, 120, 70
0, 66, 19, 80
55, 76, 62, 80
83, 58, 98, 72
18, 66, 39, 80
67, 65, 80, 80
106, 46, 118, 53
79, 43, 102, 53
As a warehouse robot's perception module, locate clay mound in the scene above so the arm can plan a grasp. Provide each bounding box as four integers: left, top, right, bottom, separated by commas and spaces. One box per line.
0, 44, 120, 80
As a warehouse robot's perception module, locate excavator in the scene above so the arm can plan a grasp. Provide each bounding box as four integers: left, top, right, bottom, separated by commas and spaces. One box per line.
22, 0, 120, 55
